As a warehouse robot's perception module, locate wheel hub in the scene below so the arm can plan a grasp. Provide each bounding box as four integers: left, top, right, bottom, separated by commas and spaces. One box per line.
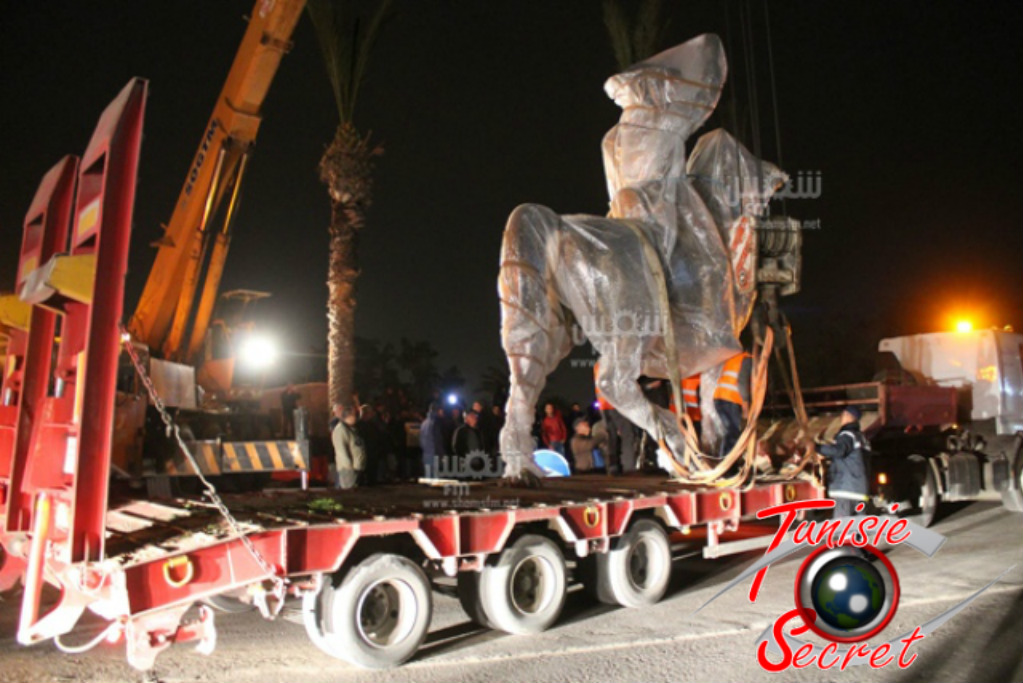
628, 540, 651, 587
356, 579, 416, 647
510, 556, 552, 614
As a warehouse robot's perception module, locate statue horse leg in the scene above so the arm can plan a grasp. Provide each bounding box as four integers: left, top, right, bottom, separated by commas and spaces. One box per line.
498, 204, 573, 478
594, 353, 688, 471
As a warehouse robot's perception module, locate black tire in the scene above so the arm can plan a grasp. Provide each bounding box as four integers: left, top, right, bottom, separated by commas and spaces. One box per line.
908, 455, 938, 527
316, 554, 432, 669
301, 580, 333, 655
456, 571, 492, 628
593, 519, 672, 608
477, 534, 567, 635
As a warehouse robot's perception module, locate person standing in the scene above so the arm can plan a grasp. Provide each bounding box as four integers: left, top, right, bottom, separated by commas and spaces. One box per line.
567, 402, 586, 431
541, 402, 568, 455
419, 402, 445, 478
594, 361, 638, 474
280, 384, 300, 438
332, 404, 365, 489
569, 417, 607, 473
816, 406, 870, 517
452, 410, 486, 476
713, 351, 752, 461
473, 400, 497, 455
358, 404, 391, 485
441, 407, 461, 456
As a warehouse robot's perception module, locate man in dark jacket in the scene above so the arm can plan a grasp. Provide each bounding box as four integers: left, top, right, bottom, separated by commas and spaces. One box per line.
816, 406, 870, 517
452, 410, 486, 477
358, 404, 392, 485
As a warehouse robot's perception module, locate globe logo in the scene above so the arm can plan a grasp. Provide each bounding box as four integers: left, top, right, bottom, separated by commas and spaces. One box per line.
795, 544, 900, 642
811, 556, 885, 630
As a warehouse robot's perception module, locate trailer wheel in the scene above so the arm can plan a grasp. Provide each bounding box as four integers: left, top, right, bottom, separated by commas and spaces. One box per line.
456, 570, 492, 628
313, 554, 433, 669
909, 455, 938, 527
478, 534, 566, 635
593, 519, 671, 608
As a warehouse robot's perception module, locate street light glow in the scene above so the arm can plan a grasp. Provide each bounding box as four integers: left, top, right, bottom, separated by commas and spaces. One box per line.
447, 393, 459, 406
239, 335, 279, 370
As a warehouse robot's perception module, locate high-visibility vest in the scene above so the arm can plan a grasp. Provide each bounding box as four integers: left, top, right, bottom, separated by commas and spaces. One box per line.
681, 376, 701, 421
713, 352, 751, 406
594, 361, 612, 410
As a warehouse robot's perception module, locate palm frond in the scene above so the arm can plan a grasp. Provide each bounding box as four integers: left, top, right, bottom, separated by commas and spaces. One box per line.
602, 0, 634, 70
307, 0, 392, 124
602, 0, 667, 71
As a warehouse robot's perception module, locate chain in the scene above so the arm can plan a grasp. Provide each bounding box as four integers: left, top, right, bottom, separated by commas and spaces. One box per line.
119, 325, 286, 598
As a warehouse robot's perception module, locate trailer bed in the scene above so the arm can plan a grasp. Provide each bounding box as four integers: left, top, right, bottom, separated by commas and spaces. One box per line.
101, 473, 818, 569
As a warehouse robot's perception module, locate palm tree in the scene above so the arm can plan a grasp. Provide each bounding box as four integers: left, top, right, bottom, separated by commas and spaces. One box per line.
602, 0, 667, 70
307, 0, 391, 408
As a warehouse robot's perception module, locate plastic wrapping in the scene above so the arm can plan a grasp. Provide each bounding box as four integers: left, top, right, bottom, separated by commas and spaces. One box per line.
498, 35, 786, 476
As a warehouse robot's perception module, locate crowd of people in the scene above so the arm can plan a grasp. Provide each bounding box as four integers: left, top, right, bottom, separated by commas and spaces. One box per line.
326, 391, 508, 489
323, 352, 754, 488
325, 348, 871, 517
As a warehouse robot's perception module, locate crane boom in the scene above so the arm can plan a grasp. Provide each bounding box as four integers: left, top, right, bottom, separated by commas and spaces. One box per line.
127, 0, 304, 362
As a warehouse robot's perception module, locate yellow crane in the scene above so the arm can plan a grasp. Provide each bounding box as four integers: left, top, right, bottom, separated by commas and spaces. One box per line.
127, 0, 305, 382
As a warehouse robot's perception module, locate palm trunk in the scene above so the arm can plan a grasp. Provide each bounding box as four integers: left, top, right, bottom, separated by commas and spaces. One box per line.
321, 121, 379, 408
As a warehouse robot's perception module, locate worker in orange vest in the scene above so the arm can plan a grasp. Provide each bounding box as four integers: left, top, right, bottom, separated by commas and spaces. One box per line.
681, 375, 702, 437
713, 351, 752, 461
594, 360, 638, 474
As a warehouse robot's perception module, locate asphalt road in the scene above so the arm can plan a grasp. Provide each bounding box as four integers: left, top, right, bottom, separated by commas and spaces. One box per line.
1, 501, 1020, 683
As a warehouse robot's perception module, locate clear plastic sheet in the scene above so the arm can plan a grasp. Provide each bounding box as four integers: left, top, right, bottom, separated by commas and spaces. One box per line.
498, 35, 786, 476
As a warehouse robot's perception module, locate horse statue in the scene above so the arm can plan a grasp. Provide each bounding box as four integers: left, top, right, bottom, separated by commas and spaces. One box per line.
497, 34, 786, 479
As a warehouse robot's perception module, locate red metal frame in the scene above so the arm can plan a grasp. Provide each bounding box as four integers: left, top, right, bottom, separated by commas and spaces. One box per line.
2, 158, 79, 532
5, 79, 147, 646
1, 157, 78, 524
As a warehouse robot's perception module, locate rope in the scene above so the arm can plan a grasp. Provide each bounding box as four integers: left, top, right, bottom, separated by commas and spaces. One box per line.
772, 316, 823, 481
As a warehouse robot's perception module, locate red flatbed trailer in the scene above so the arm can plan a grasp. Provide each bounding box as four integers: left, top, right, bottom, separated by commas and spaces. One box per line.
0, 78, 825, 671
33, 474, 822, 669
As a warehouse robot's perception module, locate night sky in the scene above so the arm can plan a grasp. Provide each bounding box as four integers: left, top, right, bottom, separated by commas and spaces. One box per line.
1, 1, 1020, 403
